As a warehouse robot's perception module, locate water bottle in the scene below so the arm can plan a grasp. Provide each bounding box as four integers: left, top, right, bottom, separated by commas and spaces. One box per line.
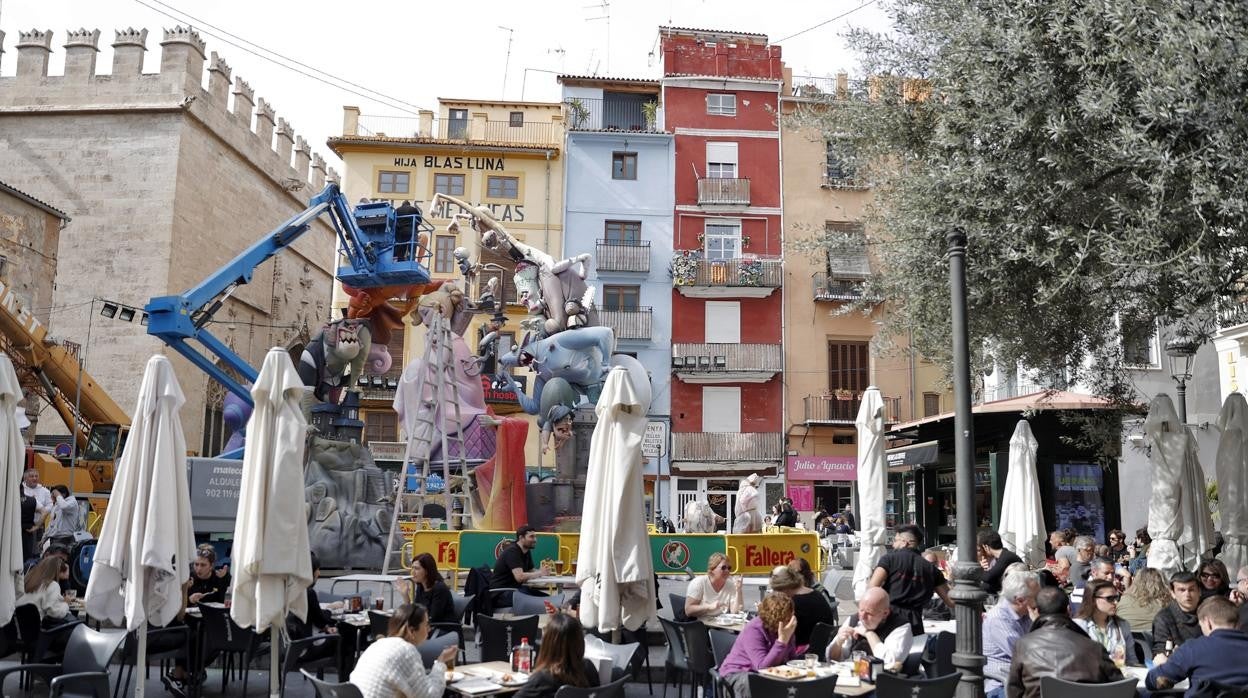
512, 637, 533, 673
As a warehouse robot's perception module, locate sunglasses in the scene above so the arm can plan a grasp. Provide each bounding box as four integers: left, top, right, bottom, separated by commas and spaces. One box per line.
1109, 536, 1122, 541
1200, 572, 1222, 580
1096, 594, 1121, 603
718, 564, 731, 571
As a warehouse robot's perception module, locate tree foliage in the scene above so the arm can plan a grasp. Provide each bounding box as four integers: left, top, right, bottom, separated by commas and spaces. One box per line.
788, 0, 1248, 402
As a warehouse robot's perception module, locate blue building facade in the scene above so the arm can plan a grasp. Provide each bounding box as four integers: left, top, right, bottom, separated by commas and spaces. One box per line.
559, 76, 675, 520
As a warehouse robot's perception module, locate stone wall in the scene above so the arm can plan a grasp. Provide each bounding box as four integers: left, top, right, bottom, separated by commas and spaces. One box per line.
0, 27, 338, 451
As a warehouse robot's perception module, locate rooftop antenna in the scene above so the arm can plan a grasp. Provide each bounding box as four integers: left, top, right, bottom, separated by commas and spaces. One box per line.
584, 1, 610, 73
499, 26, 515, 99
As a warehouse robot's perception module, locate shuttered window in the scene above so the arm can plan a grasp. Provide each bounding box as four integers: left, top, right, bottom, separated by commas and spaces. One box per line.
478, 246, 519, 304
828, 340, 870, 392
364, 411, 397, 443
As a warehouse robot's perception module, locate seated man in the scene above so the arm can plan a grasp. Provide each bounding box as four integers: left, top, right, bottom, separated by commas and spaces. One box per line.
1147, 596, 1248, 695
825, 587, 913, 672
1006, 586, 1123, 697
983, 571, 1039, 698
978, 530, 1024, 595
488, 524, 550, 605
287, 552, 337, 664
1153, 571, 1204, 661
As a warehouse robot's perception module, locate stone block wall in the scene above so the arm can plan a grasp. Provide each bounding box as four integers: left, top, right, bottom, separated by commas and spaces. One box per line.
0, 27, 337, 451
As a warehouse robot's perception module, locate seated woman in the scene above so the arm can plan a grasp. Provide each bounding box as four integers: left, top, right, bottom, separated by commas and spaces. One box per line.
685, 552, 743, 619
187, 547, 229, 606
405, 552, 456, 625
769, 563, 836, 647
1073, 578, 1132, 666
351, 603, 456, 698
516, 613, 599, 698
17, 556, 70, 625
717, 593, 798, 698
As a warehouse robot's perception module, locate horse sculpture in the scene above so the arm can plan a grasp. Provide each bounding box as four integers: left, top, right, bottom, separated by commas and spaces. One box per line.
682, 500, 723, 534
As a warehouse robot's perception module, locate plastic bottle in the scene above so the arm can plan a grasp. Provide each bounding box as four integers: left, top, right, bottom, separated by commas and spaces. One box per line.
1164, 640, 1174, 657
518, 637, 533, 672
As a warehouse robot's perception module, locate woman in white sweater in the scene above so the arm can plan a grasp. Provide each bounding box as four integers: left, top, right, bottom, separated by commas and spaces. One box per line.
18, 556, 70, 624
350, 603, 457, 698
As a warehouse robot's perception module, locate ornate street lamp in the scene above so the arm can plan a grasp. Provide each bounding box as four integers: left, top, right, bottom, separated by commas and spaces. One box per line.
1165, 335, 1200, 424
947, 230, 986, 697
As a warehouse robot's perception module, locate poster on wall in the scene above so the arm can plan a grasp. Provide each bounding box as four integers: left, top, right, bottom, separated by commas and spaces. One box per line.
787, 484, 814, 511
1053, 463, 1105, 542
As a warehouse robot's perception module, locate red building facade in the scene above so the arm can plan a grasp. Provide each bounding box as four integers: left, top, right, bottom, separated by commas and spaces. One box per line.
661, 27, 787, 525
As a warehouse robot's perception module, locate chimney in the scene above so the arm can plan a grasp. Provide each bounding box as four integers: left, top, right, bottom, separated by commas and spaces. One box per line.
342, 106, 360, 136
231, 77, 254, 124
15, 29, 53, 82
63, 28, 101, 80
327, 167, 340, 186
159, 26, 206, 91
418, 110, 434, 138
294, 136, 312, 181
311, 154, 326, 190
254, 98, 276, 149
111, 27, 147, 76
275, 118, 294, 167
207, 51, 232, 104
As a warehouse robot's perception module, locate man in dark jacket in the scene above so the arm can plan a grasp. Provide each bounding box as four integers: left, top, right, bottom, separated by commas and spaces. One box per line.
1147, 596, 1248, 696
979, 530, 1024, 595
1153, 571, 1204, 660
1006, 587, 1123, 698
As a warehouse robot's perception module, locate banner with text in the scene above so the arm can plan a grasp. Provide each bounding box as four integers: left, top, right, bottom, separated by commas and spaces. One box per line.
786, 455, 857, 482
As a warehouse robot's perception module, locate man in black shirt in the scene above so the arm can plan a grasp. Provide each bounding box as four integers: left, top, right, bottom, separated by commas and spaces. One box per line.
489, 525, 550, 597
978, 530, 1023, 595
1152, 571, 1204, 661
869, 524, 954, 633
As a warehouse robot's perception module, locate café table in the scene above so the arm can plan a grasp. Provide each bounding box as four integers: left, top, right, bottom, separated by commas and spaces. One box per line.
752, 662, 875, 697
523, 575, 579, 594
700, 614, 748, 633
1122, 665, 1187, 691
447, 660, 527, 696
740, 576, 771, 602
330, 611, 373, 677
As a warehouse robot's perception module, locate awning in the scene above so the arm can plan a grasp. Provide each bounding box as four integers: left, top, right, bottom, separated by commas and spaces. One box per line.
889, 390, 1121, 432
885, 440, 939, 471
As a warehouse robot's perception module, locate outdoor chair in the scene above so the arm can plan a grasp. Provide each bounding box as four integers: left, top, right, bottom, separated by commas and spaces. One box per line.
486, 587, 520, 614
1039, 676, 1139, 698
115, 623, 189, 697
198, 604, 262, 694
585, 637, 639, 684
301, 669, 364, 698
430, 594, 474, 663
747, 672, 838, 698
875, 671, 962, 698
554, 674, 630, 698
416, 628, 459, 669
901, 641, 927, 676
1192, 679, 1248, 698
587, 626, 653, 694
1133, 630, 1154, 658
367, 611, 391, 644
659, 617, 690, 698
669, 593, 690, 622
14, 603, 81, 667
660, 617, 713, 698
806, 622, 836, 662
512, 592, 564, 616
0, 624, 126, 698
1131, 634, 1150, 666
476, 614, 540, 663
922, 631, 956, 679
280, 632, 341, 695
707, 628, 737, 698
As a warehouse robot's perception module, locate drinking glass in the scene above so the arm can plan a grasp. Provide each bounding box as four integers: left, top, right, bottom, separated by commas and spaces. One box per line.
805, 653, 818, 670
65, 589, 78, 602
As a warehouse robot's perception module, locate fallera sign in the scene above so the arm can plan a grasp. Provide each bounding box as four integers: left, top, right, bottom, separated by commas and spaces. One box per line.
785, 455, 856, 481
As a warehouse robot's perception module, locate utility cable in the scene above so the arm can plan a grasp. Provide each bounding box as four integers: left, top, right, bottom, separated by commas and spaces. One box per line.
776, 0, 881, 43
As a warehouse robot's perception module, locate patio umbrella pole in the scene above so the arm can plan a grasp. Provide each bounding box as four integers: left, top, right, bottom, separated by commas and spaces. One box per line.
947, 230, 987, 698
135, 621, 147, 698
270, 625, 279, 698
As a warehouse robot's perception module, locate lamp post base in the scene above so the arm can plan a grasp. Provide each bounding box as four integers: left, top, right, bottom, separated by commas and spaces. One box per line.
949, 560, 987, 698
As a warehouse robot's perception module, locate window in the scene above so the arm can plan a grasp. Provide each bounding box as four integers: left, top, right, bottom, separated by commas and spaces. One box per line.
486, 176, 519, 199
0, 255, 8, 279
706, 142, 738, 179
602, 285, 640, 311
923, 393, 941, 417
825, 140, 856, 181
1121, 315, 1159, 367
832, 433, 856, 445
702, 386, 741, 432
705, 301, 740, 343
703, 221, 741, 261
377, 170, 410, 194
447, 108, 468, 139
825, 222, 871, 278
201, 405, 226, 457
364, 411, 397, 444
828, 340, 870, 393
706, 93, 736, 116
612, 152, 638, 180
509, 111, 524, 127
604, 221, 641, 244
434, 173, 465, 196
434, 235, 457, 274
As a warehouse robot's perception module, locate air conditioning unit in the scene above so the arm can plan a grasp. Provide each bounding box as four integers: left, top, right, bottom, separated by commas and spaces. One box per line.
684, 356, 698, 368
671, 356, 685, 369
713, 355, 727, 368
697, 356, 711, 369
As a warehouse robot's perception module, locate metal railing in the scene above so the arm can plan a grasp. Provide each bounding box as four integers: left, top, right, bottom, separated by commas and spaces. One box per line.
697, 177, 750, 205
596, 240, 651, 272
355, 114, 561, 146
671, 255, 782, 288
671, 432, 785, 462
812, 272, 867, 301
804, 393, 901, 424
563, 97, 660, 132
672, 343, 782, 373
599, 308, 653, 341
821, 171, 870, 190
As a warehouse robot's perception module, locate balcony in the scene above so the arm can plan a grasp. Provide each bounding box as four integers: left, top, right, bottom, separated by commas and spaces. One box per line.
804, 393, 901, 425
564, 96, 661, 133
672, 343, 782, 383
672, 253, 781, 298
596, 240, 651, 273
821, 170, 870, 190
812, 272, 869, 302
697, 177, 750, 206
600, 307, 653, 341
671, 432, 784, 468
352, 113, 561, 147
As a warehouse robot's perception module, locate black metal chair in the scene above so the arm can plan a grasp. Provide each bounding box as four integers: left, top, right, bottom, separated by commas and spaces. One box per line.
587, 626, 653, 695
198, 604, 261, 694
1191, 679, 1248, 698
486, 587, 520, 613
301, 669, 364, 698
115, 623, 189, 698
554, 674, 630, 698
876, 671, 962, 698
13, 603, 82, 666
922, 631, 956, 679
281, 632, 341, 695
669, 593, 691, 622
1038, 676, 1139, 698
707, 628, 737, 698
1133, 630, 1155, 658
806, 622, 836, 662
658, 617, 691, 698
416, 629, 459, 669
0, 624, 126, 698
429, 593, 474, 663
476, 614, 540, 663
367, 611, 391, 644
746, 673, 838, 698
513, 592, 564, 616
1131, 634, 1150, 666
659, 617, 713, 698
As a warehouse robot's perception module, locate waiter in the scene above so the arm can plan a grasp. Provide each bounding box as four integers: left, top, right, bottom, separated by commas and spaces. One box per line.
868, 524, 954, 633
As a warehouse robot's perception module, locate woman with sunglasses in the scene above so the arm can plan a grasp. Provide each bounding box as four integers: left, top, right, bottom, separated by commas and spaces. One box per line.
1197, 559, 1232, 599
685, 552, 743, 618
1073, 579, 1133, 667
1106, 530, 1129, 564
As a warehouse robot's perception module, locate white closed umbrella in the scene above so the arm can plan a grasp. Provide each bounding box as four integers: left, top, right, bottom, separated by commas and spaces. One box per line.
0, 355, 28, 627
998, 420, 1046, 567
577, 358, 656, 633
852, 387, 887, 599
1217, 393, 1248, 574
84, 355, 197, 697
1145, 394, 1215, 577
231, 348, 313, 698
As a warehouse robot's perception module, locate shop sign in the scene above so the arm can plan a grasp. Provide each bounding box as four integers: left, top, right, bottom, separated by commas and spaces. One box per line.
456, 530, 560, 570
368, 440, 406, 462
725, 532, 819, 575
409, 530, 461, 564
786, 484, 814, 510
642, 421, 667, 458
786, 455, 856, 481
649, 534, 726, 573
886, 440, 940, 470
482, 374, 528, 404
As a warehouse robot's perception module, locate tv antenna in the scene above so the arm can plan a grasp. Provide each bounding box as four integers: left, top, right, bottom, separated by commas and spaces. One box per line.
584, 1, 610, 73
499, 26, 515, 99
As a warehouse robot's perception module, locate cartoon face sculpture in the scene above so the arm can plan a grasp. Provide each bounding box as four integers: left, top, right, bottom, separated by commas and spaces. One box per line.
513, 262, 543, 313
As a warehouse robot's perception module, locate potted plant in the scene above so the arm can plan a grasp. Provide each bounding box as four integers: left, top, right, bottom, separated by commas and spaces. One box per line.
671, 250, 702, 285
642, 100, 659, 130
566, 98, 590, 129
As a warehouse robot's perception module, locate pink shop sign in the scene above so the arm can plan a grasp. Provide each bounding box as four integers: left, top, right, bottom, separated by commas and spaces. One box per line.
786, 455, 857, 482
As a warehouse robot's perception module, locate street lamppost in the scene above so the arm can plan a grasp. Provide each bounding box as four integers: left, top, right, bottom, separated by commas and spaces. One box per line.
947, 230, 986, 698
1165, 335, 1199, 424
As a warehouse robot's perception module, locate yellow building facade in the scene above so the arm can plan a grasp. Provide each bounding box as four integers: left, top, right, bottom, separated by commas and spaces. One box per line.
328, 98, 565, 471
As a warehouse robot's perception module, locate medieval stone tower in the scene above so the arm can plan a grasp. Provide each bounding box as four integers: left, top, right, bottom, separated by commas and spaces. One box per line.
0, 26, 338, 453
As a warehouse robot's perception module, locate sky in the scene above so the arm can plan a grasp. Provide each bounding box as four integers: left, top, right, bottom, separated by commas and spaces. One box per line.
0, 0, 892, 169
